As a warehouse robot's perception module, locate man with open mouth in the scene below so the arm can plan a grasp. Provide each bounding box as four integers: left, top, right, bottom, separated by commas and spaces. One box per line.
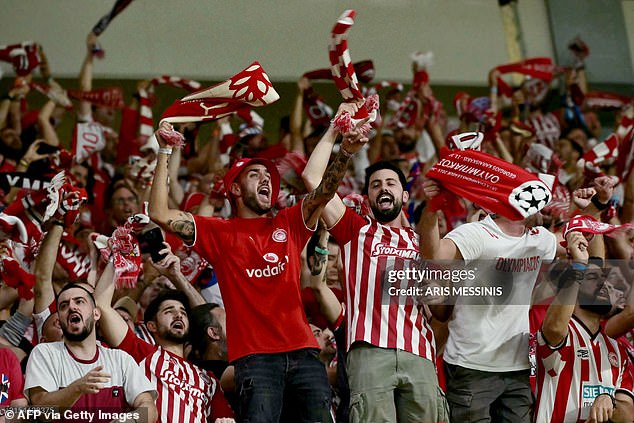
149, 102, 368, 423
302, 123, 449, 422
24, 283, 158, 423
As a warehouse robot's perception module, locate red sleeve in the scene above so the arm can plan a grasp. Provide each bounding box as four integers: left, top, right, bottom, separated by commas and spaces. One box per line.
116, 327, 155, 364
210, 376, 235, 420
191, 215, 223, 265
5, 349, 25, 401
328, 306, 345, 332
328, 207, 367, 245
284, 201, 314, 249
617, 345, 634, 395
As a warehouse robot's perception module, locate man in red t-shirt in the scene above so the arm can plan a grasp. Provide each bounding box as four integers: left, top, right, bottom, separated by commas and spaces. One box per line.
148, 111, 368, 422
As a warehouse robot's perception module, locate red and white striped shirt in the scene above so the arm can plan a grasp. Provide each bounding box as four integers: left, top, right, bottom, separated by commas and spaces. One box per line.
536, 315, 634, 423
118, 328, 233, 423
329, 208, 436, 361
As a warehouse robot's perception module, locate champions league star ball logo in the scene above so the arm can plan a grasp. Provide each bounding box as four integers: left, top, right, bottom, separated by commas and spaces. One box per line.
509, 181, 551, 218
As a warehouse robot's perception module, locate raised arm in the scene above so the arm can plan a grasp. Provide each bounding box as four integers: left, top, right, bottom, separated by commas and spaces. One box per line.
417, 179, 462, 260
151, 243, 205, 308
308, 228, 343, 325
301, 103, 361, 227
541, 231, 588, 347
33, 224, 63, 314
302, 112, 368, 229
94, 261, 129, 347
149, 122, 196, 244
288, 77, 309, 154
77, 32, 96, 120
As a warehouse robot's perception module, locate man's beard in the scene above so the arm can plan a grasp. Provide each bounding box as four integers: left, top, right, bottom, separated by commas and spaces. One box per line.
62, 318, 94, 342
372, 195, 402, 223
579, 287, 613, 316
160, 326, 188, 343
579, 303, 613, 316
243, 191, 272, 216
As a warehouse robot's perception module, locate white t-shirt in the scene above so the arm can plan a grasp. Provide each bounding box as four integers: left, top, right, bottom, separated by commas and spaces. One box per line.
25, 342, 156, 416
443, 215, 557, 371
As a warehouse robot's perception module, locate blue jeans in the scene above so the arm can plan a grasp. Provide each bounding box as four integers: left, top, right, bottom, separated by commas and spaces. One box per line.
234, 348, 332, 423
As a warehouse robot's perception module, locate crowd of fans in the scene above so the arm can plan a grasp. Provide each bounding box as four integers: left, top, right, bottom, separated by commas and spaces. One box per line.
0, 13, 633, 423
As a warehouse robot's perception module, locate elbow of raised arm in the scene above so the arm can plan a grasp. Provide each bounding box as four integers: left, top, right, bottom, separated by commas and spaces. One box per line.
301, 170, 320, 192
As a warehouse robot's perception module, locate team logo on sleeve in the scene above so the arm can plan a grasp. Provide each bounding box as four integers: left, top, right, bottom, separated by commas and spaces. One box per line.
272, 229, 287, 242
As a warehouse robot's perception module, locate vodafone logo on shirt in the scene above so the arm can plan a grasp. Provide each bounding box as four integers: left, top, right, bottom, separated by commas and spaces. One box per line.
246, 254, 289, 278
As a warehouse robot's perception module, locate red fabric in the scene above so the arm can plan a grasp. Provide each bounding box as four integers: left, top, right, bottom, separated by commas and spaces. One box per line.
161, 62, 279, 124
495, 57, 555, 83
562, 215, 634, 244
616, 118, 634, 181
222, 157, 280, 211
0, 348, 25, 405
301, 286, 344, 330
1, 257, 35, 300
584, 91, 632, 110
426, 149, 553, 221
304, 60, 375, 83
118, 328, 234, 421
191, 203, 319, 362
68, 87, 125, 108
116, 106, 142, 165
302, 87, 333, 128
328, 208, 436, 359
0, 42, 41, 76
328, 10, 378, 130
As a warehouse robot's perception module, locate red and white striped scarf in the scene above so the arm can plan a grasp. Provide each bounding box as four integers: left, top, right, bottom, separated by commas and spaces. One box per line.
137, 76, 202, 145
328, 10, 378, 134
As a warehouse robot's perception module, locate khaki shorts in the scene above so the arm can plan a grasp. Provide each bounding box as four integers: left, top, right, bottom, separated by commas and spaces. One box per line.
347, 343, 449, 423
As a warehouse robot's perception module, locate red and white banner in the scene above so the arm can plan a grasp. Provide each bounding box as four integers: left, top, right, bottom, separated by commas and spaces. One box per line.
427, 149, 552, 220
72, 122, 106, 163
495, 57, 555, 82
563, 214, 634, 241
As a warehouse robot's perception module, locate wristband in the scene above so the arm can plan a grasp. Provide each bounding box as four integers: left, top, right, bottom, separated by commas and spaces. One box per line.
314, 246, 329, 256
570, 262, 587, 271
590, 194, 610, 211
490, 86, 498, 95
158, 147, 173, 156
19, 159, 30, 168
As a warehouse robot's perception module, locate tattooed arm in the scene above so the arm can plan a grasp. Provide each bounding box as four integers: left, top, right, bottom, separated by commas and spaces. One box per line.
149, 122, 196, 244
302, 106, 369, 229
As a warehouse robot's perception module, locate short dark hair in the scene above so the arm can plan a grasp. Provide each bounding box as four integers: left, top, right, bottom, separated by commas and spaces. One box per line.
363, 161, 408, 195
189, 303, 222, 354
143, 290, 190, 323
56, 283, 96, 306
